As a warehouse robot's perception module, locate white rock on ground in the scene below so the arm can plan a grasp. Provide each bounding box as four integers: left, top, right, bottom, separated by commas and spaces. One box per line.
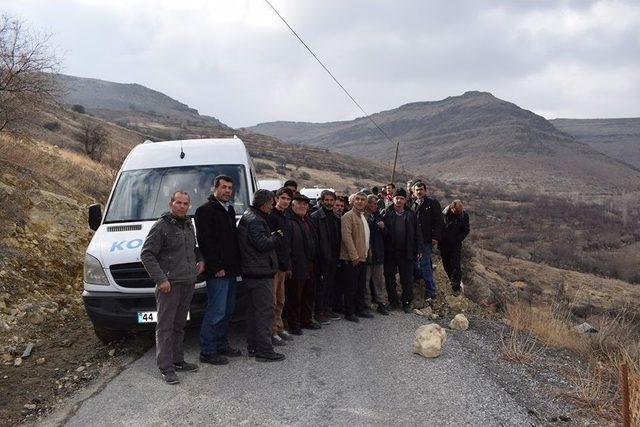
413, 323, 447, 358
449, 314, 470, 331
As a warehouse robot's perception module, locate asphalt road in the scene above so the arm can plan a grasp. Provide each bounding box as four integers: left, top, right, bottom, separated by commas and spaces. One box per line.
64, 312, 535, 426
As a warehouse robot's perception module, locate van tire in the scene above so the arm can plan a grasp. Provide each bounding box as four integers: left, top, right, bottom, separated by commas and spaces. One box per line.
93, 326, 127, 344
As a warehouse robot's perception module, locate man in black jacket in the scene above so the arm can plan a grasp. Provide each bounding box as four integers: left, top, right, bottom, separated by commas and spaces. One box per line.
238, 189, 285, 362
267, 187, 293, 346
441, 200, 470, 297
365, 195, 389, 315
411, 181, 444, 305
195, 175, 242, 365
383, 188, 424, 313
283, 193, 318, 334
141, 191, 204, 384
309, 190, 342, 324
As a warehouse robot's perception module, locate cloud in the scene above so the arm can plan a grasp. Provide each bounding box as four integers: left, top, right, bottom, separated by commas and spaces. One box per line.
3, 0, 639, 127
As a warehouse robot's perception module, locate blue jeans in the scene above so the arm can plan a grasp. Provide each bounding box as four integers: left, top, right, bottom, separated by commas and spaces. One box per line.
200, 276, 236, 355
419, 244, 436, 299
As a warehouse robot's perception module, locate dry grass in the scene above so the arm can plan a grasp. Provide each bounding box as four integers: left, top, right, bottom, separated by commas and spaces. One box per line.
499, 304, 547, 363
566, 363, 617, 419
0, 134, 114, 200
502, 299, 640, 423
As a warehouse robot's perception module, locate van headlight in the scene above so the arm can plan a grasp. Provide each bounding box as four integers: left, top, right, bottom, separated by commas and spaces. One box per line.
84, 254, 109, 286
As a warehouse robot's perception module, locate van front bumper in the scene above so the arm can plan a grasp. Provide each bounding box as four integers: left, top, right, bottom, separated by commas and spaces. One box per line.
82, 288, 208, 331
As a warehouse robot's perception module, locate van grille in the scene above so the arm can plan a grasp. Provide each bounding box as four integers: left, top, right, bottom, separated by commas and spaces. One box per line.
109, 262, 155, 288
107, 225, 143, 232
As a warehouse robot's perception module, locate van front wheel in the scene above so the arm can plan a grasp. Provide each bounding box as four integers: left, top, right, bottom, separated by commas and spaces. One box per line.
93, 326, 127, 344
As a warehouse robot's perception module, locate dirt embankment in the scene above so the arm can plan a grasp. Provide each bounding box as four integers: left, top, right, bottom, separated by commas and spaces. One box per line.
0, 135, 148, 425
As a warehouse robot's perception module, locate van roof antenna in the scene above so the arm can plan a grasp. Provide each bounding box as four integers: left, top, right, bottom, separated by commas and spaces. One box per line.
180, 141, 185, 159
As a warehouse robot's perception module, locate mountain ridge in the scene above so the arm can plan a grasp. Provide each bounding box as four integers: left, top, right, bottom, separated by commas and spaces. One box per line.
247, 91, 640, 195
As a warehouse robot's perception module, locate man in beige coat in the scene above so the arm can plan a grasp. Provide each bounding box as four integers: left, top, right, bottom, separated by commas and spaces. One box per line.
339, 192, 373, 322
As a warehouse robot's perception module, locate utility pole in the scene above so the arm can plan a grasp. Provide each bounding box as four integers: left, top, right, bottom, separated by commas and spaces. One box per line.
390, 140, 400, 184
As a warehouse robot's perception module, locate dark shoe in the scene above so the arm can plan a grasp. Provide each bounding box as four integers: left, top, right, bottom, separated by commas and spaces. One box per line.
272, 335, 287, 346
199, 353, 229, 365
302, 321, 322, 330
344, 314, 360, 323
402, 304, 412, 314
173, 361, 199, 372
217, 347, 242, 357
255, 351, 286, 362
356, 310, 374, 319
161, 369, 179, 384
327, 310, 342, 321
316, 313, 331, 325
377, 305, 390, 315
279, 331, 294, 341
290, 328, 303, 336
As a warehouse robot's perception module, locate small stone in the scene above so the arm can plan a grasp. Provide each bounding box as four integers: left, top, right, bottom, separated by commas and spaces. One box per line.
75, 366, 85, 373
24, 403, 36, 410
574, 322, 597, 334
36, 358, 45, 365
14, 357, 22, 366
108, 349, 115, 357
449, 314, 470, 331
1, 353, 12, 363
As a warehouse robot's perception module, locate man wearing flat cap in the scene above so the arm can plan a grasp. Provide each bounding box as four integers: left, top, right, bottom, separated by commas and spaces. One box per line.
283, 193, 319, 334
237, 189, 285, 362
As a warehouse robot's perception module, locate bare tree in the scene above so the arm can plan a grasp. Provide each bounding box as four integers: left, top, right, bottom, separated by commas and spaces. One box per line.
79, 121, 108, 161
0, 15, 61, 132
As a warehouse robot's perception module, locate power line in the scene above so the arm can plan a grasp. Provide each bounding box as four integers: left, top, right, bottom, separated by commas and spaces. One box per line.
263, 0, 402, 182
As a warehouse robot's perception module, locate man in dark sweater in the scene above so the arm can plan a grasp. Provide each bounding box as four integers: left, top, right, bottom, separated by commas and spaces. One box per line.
383, 188, 423, 313
141, 191, 204, 384
267, 187, 294, 346
441, 200, 470, 297
309, 190, 342, 324
238, 190, 285, 362
195, 175, 242, 365
411, 181, 444, 306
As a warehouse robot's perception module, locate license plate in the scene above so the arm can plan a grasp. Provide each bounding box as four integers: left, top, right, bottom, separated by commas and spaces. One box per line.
137, 311, 190, 323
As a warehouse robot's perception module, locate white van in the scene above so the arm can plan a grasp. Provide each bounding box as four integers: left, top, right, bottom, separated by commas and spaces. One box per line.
299, 187, 335, 208
83, 138, 257, 342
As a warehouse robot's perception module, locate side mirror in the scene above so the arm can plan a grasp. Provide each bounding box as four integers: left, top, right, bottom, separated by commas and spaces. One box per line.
88, 204, 102, 231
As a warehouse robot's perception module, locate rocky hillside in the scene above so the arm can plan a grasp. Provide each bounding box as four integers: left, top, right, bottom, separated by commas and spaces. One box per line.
551, 117, 640, 169
56, 74, 226, 128
248, 92, 640, 196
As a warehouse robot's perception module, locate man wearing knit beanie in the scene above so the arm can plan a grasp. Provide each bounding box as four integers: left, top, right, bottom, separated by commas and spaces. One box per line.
237, 189, 285, 362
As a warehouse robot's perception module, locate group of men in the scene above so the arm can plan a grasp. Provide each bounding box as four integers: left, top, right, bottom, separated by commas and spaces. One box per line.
140, 176, 469, 384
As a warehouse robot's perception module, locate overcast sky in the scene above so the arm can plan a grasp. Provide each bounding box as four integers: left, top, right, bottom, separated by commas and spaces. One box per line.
4, 0, 639, 127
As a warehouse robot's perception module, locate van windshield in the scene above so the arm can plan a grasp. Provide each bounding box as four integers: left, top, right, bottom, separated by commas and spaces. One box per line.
104, 165, 248, 223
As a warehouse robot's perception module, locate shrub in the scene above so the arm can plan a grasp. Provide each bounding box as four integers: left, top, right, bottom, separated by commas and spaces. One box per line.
72, 104, 86, 114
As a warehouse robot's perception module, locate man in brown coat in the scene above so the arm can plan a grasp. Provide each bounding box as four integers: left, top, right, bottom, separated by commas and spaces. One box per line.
339, 192, 373, 322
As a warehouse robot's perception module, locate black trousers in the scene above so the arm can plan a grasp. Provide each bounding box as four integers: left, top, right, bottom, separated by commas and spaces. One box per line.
340, 261, 367, 316
315, 260, 338, 315
284, 273, 315, 330
245, 277, 275, 354
441, 245, 462, 291
384, 251, 414, 305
